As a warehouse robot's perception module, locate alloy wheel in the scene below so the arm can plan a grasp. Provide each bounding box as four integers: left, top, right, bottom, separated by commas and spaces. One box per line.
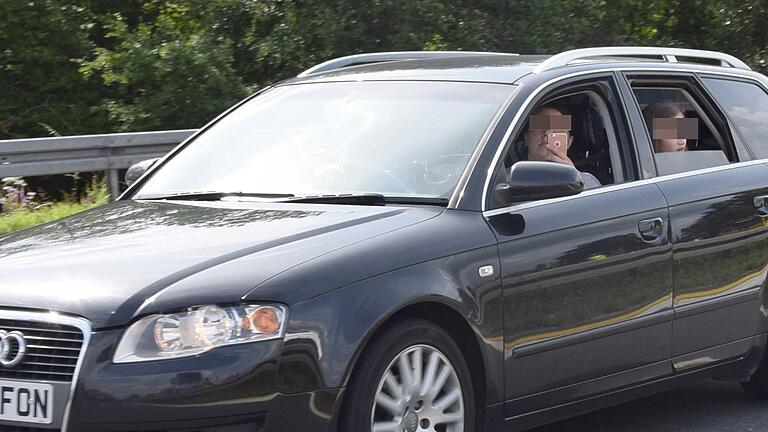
370, 344, 465, 432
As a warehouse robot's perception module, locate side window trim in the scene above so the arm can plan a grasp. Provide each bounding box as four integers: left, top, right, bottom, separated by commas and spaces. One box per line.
687, 74, 743, 161
621, 72, 741, 177
533, 88, 625, 183
480, 67, 767, 213
590, 90, 625, 183
637, 86, 729, 157
629, 78, 734, 160
616, 72, 658, 179
696, 73, 763, 160
482, 157, 768, 218
484, 74, 635, 210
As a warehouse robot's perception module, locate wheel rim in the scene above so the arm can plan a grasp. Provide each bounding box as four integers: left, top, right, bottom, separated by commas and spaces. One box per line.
370, 344, 465, 432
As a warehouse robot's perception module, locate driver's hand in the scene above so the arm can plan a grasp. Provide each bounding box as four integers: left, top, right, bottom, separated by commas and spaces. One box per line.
545, 143, 574, 167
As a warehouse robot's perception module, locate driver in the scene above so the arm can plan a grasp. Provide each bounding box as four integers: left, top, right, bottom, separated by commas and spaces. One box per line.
514, 105, 602, 189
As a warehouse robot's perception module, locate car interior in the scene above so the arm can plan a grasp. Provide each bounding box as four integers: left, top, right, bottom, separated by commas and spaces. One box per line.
555, 92, 621, 185
496, 90, 621, 199
631, 81, 738, 176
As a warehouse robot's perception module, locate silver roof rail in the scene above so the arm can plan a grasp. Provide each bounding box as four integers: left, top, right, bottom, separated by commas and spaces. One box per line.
298, 51, 517, 77
533, 46, 751, 74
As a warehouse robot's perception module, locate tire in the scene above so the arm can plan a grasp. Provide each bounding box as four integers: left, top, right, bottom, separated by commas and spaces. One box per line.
741, 357, 768, 399
340, 318, 476, 432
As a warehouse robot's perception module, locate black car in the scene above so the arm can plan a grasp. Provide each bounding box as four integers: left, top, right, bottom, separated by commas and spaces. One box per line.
2, 46, 768, 432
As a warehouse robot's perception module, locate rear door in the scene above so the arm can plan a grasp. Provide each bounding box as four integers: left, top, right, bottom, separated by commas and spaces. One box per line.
624, 72, 768, 372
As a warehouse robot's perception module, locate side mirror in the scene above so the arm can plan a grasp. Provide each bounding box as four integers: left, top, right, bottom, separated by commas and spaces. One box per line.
495, 161, 584, 205
125, 158, 159, 187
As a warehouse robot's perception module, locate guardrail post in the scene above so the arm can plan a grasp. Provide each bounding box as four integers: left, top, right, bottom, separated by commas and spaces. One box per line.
106, 169, 120, 200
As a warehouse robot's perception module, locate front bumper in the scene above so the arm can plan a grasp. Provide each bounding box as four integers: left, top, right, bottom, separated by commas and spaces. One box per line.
0, 326, 341, 431
69, 330, 341, 431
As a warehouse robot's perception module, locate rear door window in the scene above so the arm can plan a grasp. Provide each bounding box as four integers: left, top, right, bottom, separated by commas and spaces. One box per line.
701, 77, 768, 159
629, 77, 738, 176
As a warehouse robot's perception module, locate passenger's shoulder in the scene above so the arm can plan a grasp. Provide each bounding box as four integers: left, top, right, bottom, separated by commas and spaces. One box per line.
580, 171, 602, 189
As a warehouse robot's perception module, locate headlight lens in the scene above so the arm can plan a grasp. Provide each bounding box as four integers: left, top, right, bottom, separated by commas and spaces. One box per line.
113, 304, 287, 363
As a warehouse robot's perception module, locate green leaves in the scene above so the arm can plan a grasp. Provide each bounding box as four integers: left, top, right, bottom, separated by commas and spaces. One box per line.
3, 0, 768, 139
0, 1, 108, 138
80, 5, 247, 131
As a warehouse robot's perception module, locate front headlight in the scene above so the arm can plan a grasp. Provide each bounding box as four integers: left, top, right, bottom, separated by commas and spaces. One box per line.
113, 304, 287, 363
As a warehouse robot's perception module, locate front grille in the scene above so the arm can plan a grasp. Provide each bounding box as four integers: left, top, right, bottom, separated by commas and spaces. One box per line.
0, 319, 83, 383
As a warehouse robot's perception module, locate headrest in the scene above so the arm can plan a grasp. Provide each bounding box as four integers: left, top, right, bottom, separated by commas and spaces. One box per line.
573, 105, 608, 152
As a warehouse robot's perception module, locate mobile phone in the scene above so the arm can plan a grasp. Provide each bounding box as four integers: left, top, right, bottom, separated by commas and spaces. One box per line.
547, 132, 569, 151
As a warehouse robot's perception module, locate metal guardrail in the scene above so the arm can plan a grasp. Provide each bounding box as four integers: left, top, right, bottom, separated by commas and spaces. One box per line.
0, 130, 197, 198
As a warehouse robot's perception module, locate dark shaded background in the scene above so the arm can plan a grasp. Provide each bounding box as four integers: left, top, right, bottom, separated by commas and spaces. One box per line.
3, 0, 767, 140
532, 379, 768, 432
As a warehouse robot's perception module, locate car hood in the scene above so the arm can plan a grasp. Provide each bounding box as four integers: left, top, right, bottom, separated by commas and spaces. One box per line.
0, 200, 440, 328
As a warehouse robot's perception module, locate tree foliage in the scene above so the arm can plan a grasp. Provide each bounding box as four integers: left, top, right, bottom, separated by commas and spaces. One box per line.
0, 1, 109, 138
3, 0, 768, 139
80, 4, 247, 131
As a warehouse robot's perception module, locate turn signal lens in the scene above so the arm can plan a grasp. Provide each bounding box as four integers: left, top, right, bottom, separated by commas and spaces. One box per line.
114, 304, 287, 363
250, 306, 281, 334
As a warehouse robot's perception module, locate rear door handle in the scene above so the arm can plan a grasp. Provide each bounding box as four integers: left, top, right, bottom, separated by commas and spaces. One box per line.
754, 195, 768, 217
638, 217, 664, 242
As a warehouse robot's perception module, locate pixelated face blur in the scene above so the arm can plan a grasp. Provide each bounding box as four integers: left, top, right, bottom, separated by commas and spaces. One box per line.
654, 112, 688, 153
525, 107, 571, 161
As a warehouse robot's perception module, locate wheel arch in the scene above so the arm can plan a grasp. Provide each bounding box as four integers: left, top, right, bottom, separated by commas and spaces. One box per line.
335, 300, 489, 429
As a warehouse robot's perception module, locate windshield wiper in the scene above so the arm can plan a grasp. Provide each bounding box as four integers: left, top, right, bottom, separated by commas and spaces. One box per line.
137, 191, 448, 207
136, 191, 295, 201
284, 194, 449, 207
381, 196, 449, 207
283, 193, 387, 205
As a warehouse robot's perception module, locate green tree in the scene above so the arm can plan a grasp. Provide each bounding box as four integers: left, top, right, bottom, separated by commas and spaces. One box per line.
0, 1, 110, 138
6, 0, 768, 138
201, 0, 496, 86
81, 3, 248, 131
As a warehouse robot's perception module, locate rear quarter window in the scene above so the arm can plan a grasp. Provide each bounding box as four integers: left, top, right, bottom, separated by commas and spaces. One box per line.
702, 77, 768, 159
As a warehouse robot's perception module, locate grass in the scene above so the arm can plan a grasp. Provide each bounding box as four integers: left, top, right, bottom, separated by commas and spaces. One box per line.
0, 178, 110, 235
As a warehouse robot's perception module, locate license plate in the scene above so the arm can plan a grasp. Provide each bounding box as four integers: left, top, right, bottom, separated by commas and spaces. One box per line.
0, 380, 53, 424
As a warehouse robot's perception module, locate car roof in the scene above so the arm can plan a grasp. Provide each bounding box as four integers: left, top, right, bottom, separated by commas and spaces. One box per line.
280, 47, 759, 86
282, 54, 548, 85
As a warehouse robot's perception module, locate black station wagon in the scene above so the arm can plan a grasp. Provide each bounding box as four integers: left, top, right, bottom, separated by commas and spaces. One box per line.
2, 46, 768, 432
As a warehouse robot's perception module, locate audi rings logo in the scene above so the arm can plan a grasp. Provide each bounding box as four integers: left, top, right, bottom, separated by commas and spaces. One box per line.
0, 330, 26, 367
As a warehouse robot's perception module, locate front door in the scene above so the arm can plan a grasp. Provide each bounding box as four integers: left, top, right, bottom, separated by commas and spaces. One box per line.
490, 183, 673, 420
484, 75, 675, 424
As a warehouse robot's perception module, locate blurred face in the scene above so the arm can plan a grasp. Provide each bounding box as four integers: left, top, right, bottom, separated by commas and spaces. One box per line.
525, 107, 570, 161
653, 112, 687, 152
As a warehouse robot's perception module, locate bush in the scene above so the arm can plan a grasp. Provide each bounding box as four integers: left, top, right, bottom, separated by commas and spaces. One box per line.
0, 176, 109, 234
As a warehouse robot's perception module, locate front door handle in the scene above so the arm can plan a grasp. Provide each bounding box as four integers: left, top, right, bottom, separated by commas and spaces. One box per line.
638, 217, 664, 242
754, 195, 768, 217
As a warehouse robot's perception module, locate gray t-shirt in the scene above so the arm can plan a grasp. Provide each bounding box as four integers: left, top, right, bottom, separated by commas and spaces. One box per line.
581, 171, 602, 189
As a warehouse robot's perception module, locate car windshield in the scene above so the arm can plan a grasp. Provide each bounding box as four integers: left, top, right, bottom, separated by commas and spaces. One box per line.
134, 81, 515, 200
